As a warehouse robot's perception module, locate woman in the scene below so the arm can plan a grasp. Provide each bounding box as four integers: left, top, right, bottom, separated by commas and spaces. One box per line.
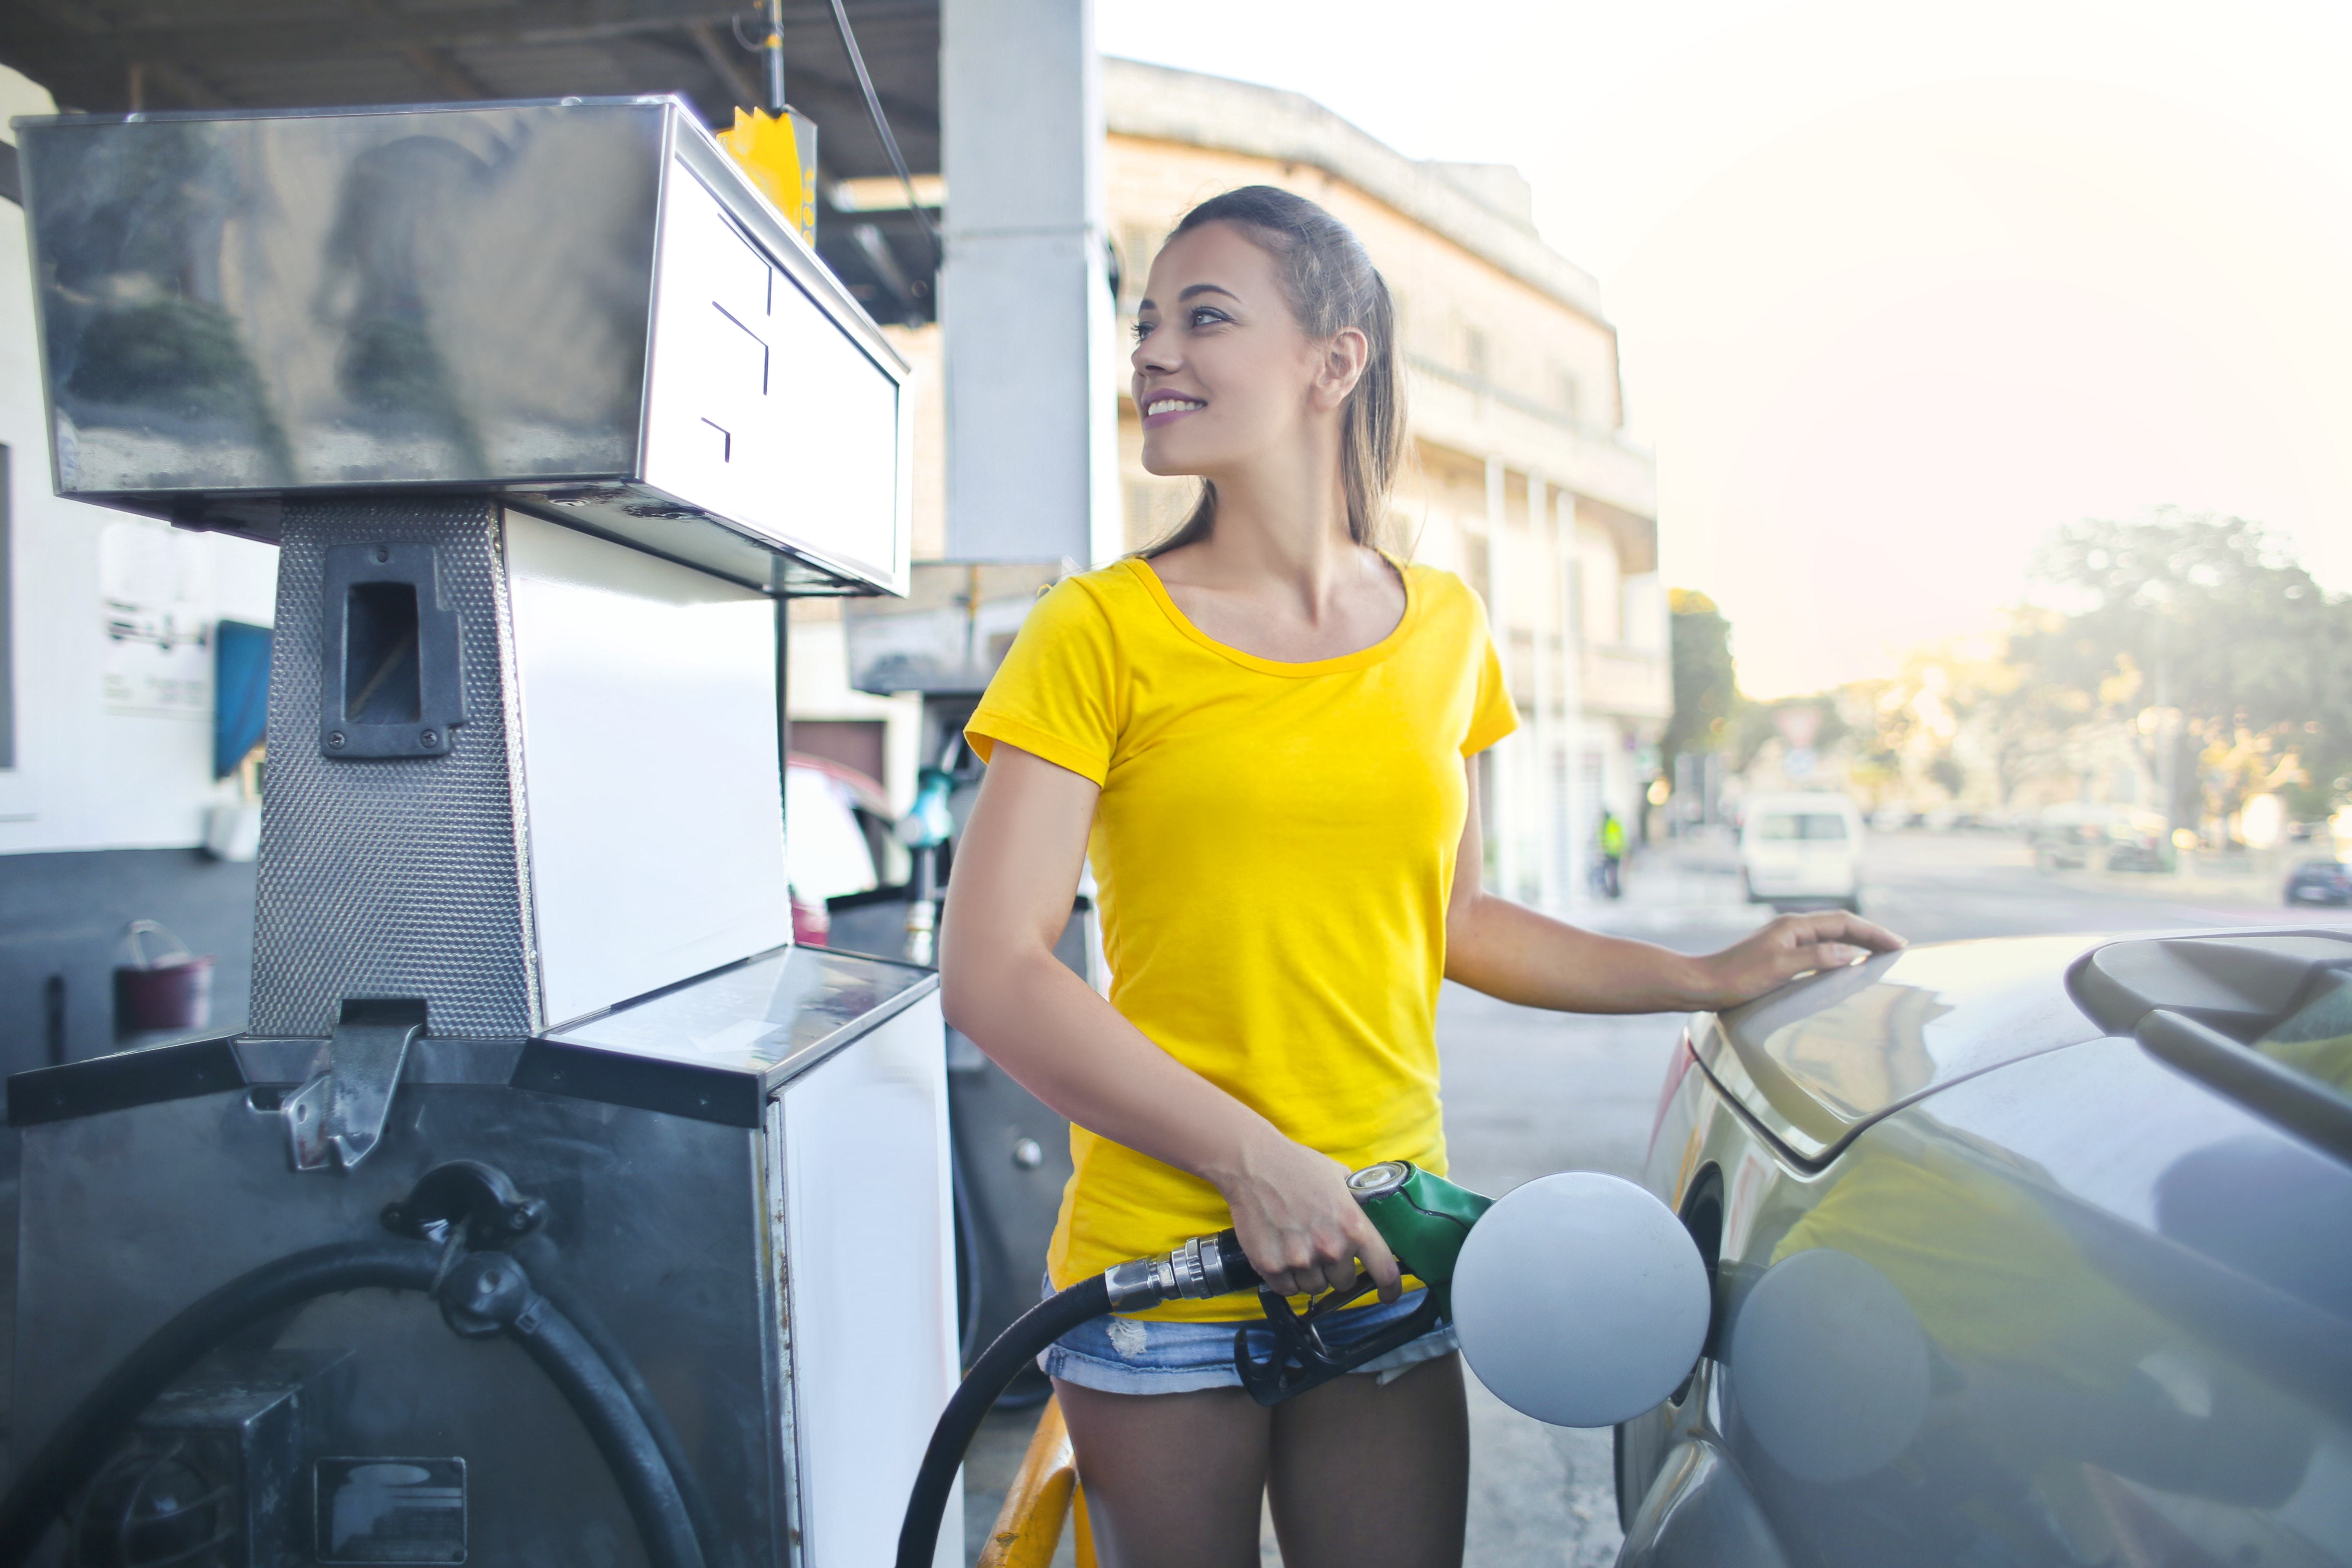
942, 186, 1901, 1568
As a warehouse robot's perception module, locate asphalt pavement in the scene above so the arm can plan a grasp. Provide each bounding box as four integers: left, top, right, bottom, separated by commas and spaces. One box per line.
959, 826, 2340, 1566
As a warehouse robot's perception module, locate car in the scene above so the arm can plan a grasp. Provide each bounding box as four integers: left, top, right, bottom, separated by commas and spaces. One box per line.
2285, 858, 2352, 908
2027, 802, 2172, 873
1738, 792, 1865, 912
1616, 924, 2352, 1568
783, 754, 903, 945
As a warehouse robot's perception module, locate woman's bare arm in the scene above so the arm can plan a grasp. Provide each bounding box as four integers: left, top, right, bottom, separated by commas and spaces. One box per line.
1441, 760, 1903, 1011
940, 742, 1399, 1299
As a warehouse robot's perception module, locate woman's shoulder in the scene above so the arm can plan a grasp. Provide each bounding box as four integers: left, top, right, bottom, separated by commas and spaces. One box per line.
1399, 561, 1493, 629
1018, 561, 1155, 637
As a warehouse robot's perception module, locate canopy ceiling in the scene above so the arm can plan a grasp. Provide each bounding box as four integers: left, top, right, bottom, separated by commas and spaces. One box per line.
1, 0, 942, 320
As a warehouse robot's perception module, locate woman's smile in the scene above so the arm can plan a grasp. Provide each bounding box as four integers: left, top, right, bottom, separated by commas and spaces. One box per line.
1142, 393, 1207, 428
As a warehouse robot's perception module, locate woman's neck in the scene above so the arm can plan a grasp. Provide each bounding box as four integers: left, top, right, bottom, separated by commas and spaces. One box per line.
1169, 428, 1364, 616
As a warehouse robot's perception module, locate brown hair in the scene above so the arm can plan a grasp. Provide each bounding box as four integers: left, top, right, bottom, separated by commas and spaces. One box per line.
1140, 186, 1407, 555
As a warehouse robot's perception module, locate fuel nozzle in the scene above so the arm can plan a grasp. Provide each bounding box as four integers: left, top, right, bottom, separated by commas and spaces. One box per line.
1344, 1160, 1492, 1285
1098, 1161, 1494, 1314
1102, 1229, 1258, 1311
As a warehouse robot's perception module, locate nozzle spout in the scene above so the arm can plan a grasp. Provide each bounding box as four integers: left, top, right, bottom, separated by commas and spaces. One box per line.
1102, 1229, 1259, 1311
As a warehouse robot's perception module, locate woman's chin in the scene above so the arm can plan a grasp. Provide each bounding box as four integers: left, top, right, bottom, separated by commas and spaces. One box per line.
1137, 443, 1205, 479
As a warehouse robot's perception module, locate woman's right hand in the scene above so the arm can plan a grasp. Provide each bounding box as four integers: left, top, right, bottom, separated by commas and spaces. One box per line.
1214, 1131, 1402, 1303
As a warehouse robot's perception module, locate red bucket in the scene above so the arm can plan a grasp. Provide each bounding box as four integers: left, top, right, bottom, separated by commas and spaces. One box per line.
114, 921, 215, 1034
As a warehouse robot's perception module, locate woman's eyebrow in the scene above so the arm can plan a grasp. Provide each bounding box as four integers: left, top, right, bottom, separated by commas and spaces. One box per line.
1134, 282, 1241, 312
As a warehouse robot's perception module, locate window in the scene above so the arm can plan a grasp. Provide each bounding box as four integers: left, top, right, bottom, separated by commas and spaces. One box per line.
1756, 813, 1849, 842
2253, 969, 2352, 1098
1118, 226, 1158, 308
1462, 325, 1489, 382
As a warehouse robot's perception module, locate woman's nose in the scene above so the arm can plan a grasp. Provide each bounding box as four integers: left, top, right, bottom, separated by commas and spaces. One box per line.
1132, 326, 1175, 373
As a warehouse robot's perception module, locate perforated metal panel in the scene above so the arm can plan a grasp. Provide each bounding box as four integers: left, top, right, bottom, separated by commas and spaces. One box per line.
249, 499, 540, 1038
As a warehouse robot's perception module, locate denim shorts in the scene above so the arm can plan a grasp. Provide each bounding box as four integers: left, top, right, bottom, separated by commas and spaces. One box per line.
1038, 1278, 1459, 1396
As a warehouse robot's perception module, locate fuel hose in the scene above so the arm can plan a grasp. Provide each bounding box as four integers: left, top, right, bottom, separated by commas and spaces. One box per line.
894, 1229, 1258, 1568
0, 1240, 706, 1568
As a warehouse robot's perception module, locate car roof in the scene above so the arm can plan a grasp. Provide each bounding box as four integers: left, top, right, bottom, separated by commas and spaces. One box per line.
786, 753, 892, 818
1695, 932, 2113, 1163
1697, 925, 2352, 1166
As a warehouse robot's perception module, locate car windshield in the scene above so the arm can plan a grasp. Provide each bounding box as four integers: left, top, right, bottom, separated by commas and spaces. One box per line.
2252, 969, 2352, 1099
1756, 813, 1849, 842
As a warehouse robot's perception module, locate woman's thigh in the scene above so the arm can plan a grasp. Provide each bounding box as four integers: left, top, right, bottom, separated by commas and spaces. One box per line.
1265, 1353, 1469, 1568
1054, 1377, 1272, 1568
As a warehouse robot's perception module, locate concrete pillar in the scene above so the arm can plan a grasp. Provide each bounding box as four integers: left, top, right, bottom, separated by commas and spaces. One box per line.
1483, 455, 1519, 902
1560, 488, 1589, 907
1528, 473, 1559, 911
940, 0, 1120, 564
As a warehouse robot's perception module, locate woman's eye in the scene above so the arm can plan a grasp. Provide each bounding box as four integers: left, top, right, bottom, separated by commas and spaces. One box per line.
1189, 307, 1228, 329
1131, 319, 1155, 343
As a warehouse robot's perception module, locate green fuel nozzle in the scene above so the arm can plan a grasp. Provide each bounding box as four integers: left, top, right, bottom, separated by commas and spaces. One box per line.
1095, 1160, 1492, 1316
1345, 1160, 1492, 1286
1081, 1160, 1498, 1408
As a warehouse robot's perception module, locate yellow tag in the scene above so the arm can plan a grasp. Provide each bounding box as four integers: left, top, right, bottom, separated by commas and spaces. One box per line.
717, 106, 818, 245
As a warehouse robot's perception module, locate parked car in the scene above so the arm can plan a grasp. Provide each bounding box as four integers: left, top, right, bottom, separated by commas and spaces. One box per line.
784, 754, 902, 944
1618, 924, 2352, 1567
2027, 802, 2171, 873
2285, 858, 2352, 908
1738, 792, 1865, 912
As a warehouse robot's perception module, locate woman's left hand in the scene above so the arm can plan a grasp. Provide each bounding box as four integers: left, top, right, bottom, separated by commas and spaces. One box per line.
1691, 910, 1906, 1010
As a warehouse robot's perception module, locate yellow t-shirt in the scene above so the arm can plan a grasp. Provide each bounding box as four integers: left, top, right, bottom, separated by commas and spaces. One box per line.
964, 555, 1517, 1321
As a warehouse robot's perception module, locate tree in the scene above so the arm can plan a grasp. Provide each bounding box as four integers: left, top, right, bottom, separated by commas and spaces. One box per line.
2019, 510, 2352, 827
1661, 589, 1737, 792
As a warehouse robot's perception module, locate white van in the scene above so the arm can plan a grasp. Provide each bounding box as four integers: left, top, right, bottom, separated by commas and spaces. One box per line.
1739, 792, 1866, 912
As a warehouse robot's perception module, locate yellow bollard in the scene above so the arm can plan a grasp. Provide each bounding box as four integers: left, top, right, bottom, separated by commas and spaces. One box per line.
978, 1397, 1096, 1568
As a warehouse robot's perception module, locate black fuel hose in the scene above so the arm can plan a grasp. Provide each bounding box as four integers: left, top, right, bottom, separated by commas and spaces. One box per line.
895, 1227, 1261, 1568
515, 1236, 736, 1568
0, 1240, 706, 1568
895, 1273, 1111, 1568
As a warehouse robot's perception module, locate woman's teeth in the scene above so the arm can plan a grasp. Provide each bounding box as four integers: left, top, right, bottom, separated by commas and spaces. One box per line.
1146, 396, 1205, 416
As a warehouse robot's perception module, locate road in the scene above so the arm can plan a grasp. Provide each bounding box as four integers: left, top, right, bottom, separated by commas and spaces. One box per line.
960, 827, 2335, 1566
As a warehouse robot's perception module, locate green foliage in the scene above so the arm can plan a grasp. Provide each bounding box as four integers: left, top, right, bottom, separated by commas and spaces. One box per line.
2020, 509, 2352, 820
1662, 589, 1737, 780
1730, 696, 1850, 773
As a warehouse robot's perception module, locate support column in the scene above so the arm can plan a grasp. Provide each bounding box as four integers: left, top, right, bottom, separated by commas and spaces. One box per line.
1560, 488, 1590, 907
940, 0, 1119, 564
1528, 472, 1560, 912
1483, 455, 1519, 902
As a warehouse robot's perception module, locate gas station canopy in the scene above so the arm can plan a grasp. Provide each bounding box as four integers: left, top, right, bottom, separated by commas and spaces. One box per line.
0, 0, 942, 322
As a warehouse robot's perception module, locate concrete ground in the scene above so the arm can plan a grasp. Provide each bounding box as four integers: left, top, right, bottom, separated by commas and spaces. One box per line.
958, 825, 2342, 1566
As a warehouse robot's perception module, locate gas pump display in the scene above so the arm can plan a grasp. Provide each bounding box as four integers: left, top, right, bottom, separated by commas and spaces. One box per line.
5, 98, 952, 1568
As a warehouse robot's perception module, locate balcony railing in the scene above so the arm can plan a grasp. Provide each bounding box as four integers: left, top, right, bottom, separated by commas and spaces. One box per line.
1582, 644, 1669, 719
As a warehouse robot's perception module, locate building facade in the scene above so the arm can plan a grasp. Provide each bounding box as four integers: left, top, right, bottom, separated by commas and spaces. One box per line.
797, 60, 1668, 906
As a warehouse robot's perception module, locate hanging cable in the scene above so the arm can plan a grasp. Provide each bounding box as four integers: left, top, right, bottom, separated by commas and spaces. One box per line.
823, 0, 942, 265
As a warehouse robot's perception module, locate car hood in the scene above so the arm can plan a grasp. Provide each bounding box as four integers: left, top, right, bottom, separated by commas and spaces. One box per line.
1691, 933, 2111, 1163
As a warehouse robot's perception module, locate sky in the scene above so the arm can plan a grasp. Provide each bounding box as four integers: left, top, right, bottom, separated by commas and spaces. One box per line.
1096, 0, 2352, 697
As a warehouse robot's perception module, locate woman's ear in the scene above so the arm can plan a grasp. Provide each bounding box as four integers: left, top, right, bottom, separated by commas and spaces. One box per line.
1311, 326, 1370, 412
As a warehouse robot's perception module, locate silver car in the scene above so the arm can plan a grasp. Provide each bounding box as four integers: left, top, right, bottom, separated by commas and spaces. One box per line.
1618, 925, 2352, 1567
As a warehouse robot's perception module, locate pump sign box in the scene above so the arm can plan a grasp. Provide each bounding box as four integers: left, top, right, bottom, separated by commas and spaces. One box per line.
15, 97, 913, 597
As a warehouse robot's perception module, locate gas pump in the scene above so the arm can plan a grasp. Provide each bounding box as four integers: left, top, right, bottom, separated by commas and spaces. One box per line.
5, 98, 956, 1568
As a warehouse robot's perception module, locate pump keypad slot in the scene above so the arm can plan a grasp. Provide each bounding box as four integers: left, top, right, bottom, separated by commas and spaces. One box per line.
319, 543, 467, 759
